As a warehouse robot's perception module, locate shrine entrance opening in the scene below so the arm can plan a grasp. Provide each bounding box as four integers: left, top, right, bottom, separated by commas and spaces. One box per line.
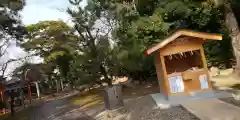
164, 50, 203, 74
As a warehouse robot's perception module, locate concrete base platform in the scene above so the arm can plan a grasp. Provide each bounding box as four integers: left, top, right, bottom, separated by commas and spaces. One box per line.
151, 90, 231, 108
182, 99, 240, 120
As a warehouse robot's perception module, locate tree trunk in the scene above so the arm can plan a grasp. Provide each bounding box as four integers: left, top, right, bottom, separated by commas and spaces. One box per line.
100, 65, 112, 86
224, 2, 240, 75
55, 80, 59, 92
60, 79, 64, 91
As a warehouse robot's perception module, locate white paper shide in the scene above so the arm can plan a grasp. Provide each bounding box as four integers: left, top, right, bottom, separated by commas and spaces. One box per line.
199, 74, 208, 89
168, 76, 184, 93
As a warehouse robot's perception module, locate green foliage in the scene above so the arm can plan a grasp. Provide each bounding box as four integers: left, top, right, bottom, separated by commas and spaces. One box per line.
108, 0, 233, 80
22, 21, 76, 83
12, 63, 47, 82
65, 0, 234, 84
66, 0, 119, 86
46, 51, 67, 62
0, 0, 26, 77
204, 30, 233, 68
23, 21, 75, 57
0, 0, 26, 40
18, 0, 236, 88
68, 54, 101, 86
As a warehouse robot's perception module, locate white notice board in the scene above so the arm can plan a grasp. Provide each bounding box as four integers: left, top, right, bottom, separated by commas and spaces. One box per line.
199, 74, 208, 89
168, 75, 184, 93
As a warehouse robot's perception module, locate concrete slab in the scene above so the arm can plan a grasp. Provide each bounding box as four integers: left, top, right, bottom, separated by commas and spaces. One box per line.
150, 93, 179, 108
151, 90, 231, 108
182, 99, 240, 120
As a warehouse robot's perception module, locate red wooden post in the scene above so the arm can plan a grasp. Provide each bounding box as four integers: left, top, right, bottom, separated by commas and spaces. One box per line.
2, 108, 6, 114
0, 91, 6, 114
0, 91, 3, 103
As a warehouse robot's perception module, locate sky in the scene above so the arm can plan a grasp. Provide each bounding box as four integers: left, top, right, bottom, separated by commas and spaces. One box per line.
3, 0, 87, 78
21, 0, 71, 25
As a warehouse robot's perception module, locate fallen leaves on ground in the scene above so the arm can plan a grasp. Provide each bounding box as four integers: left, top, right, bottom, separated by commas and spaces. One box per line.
72, 90, 104, 109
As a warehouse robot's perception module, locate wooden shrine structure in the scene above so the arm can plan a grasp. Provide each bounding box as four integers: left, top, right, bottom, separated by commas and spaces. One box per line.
0, 76, 5, 113
0, 83, 3, 102
0, 86, 3, 104
145, 30, 222, 100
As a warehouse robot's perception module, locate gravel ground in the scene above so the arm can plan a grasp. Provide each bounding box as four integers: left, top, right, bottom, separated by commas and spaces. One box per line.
31, 98, 94, 120
48, 108, 94, 120
219, 89, 240, 108
219, 97, 240, 108
125, 96, 199, 120
95, 95, 199, 120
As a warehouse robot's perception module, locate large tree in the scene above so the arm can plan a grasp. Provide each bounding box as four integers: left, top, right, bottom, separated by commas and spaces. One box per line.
11, 62, 62, 93
103, 0, 231, 81
22, 21, 76, 85
12, 62, 46, 82
0, 0, 26, 41
0, 0, 26, 76
66, 0, 118, 86
213, 0, 240, 73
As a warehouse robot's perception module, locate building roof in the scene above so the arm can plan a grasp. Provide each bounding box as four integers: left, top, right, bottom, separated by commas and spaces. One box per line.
145, 29, 222, 55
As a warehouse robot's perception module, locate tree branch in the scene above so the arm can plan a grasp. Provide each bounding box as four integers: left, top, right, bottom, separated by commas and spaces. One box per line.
94, 28, 100, 40
74, 24, 87, 41
0, 38, 10, 57
0, 54, 37, 76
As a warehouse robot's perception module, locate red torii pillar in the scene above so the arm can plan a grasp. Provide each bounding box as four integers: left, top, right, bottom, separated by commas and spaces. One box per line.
0, 88, 6, 114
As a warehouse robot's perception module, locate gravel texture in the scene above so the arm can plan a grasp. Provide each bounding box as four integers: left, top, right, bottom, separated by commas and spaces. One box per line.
31, 98, 94, 120
96, 95, 199, 120
49, 108, 94, 120
219, 97, 240, 108
219, 89, 240, 108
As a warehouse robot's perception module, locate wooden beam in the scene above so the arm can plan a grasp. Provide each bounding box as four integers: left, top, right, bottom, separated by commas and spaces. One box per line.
160, 40, 202, 56
145, 30, 222, 55
160, 55, 171, 96
200, 47, 207, 70
200, 46, 213, 89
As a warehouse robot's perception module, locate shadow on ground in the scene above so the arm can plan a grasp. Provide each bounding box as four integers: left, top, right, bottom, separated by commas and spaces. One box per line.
1, 94, 95, 120
230, 84, 240, 90
94, 95, 199, 120
32, 97, 95, 120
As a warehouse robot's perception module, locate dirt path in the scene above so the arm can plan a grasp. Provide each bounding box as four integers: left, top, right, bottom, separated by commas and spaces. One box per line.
31, 97, 94, 120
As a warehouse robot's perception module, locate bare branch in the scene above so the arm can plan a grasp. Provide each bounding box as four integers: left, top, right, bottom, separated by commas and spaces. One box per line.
0, 41, 11, 58
94, 28, 100, 40
0, 54, 37, 76
74, 24, 87, 41
0, 39, 10, 57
